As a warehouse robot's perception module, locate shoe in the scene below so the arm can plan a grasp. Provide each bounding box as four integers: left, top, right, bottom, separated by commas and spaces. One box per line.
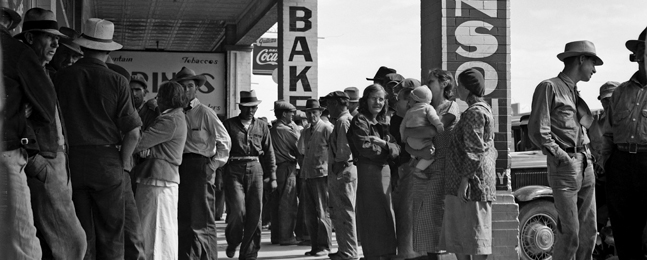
226, 245, 236, 258
305, 249, 329, 256
330, 252, 359, 260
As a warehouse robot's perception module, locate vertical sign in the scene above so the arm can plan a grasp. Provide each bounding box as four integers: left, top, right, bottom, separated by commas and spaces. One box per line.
432, 0, 511, 190
279, 0, 318, 110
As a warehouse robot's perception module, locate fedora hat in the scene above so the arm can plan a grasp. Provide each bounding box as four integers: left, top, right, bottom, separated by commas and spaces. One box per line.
557, 40, 603, 66
1, 3, 21, 30
626, 27, 647, 53
131, 74, 148, 89
172, 67, 207, 86
59, 27, 83, 55
74, 18, 122, 51
304, 99, 325, 111
367, 66, 396, 81
15, 8, 65, 39
239, 90, 262, 106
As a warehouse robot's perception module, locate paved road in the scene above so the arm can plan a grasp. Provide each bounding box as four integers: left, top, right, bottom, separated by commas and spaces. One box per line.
215, 218, 457, 260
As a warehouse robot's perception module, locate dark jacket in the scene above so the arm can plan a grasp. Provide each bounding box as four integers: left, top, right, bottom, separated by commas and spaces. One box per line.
1, 28, 57, 155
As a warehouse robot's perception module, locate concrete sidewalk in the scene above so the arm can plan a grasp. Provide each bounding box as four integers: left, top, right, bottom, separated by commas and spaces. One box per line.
215, 218, 457, 260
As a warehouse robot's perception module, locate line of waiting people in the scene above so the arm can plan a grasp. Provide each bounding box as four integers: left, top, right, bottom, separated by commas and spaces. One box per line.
1, 5, 502, 260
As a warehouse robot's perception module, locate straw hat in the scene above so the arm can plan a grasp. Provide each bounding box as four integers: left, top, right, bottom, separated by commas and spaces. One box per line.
74, 18, 122, 51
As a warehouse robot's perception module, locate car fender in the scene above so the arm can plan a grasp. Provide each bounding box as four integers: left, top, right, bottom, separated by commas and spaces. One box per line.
514, 185, 553, 202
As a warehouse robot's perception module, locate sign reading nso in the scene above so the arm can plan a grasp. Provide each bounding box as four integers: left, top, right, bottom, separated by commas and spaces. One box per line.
112, 51, 226, 115
445, 0, 508, 99
280, 0, 318, 109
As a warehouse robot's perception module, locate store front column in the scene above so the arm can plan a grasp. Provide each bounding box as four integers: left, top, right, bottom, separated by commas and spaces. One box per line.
225, 45, 253, 118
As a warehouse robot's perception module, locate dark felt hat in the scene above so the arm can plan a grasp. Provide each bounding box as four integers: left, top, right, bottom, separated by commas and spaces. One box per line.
59, 27, 83, 55
626, 26, 647, 53
1, 4, 21, 30
304, 99, 325, 111
273, 100, 296, 112
106, 63, 130, 80
367, 66, 396, 81
458, 68, 485, 97
172, 67, 207, 86
15, 8, 66, 39
239, 90, 262, 106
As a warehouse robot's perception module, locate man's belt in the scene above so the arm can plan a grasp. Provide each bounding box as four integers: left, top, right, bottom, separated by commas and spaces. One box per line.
617, 143, 647, 154
2, 138, 31, 151
183, 153, 208, 159
229, 156, 259, 162
563, 146, 586, 154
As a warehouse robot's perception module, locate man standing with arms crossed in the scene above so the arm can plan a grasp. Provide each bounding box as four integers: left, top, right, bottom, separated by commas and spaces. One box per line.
223, 90, 276, 260
56, 18, 141, 259
172, 67, 231, 260
529, 40, 601, 260
269, 100, 300, 245
600, 27, 647, 260
322, 91, 359, 260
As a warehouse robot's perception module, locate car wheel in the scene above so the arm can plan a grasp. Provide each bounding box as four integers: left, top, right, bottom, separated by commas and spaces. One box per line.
519, 200, 558, 260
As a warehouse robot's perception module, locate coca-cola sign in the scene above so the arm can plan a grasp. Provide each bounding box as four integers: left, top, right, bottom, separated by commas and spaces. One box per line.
253, 45, 278, 75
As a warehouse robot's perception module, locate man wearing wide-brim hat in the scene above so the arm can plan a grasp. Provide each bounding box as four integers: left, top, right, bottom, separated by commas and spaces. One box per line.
223, 90, 277, 259
598, 26, 647, 259
55, 18, 142, 260
12, 7, 90, 260
16, 8, 67, 67
297, 98, 334, 257
171, 65, 231, 260
0, 4, 61, 259
268, 100, 301, 245
528, 40, 603, 260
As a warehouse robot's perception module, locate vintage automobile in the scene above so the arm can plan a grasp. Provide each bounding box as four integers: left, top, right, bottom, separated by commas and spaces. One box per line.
511, 112, 615, 260
511, 114, 556, 260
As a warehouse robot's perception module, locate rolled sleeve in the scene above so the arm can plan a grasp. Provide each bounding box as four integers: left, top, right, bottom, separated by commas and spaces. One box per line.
206, 110, 231, 170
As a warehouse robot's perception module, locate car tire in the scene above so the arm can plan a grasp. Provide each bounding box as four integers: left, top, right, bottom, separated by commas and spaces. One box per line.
519, 200, 558, 260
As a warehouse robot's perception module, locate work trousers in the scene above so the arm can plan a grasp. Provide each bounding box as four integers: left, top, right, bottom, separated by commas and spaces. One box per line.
178, 155, 218, 260
26, 151, 86, 260
0, 148, 42, 260
304, 176, 332, 252
123, 171, 146, 260
547, 152, 596, 260
224, 160, 264, 260
70, 146, 125, 260
328, 164, 358, 259
606, 150, 647, 260
270, 161, 298, 244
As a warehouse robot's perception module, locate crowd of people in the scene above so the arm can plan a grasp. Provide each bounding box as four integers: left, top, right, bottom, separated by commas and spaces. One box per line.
3, 3, 647, 260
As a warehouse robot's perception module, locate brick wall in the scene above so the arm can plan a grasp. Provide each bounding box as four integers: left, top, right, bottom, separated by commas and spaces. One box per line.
421, 1, 519, 259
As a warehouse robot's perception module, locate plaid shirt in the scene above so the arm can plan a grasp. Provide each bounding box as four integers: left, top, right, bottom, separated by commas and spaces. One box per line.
446, 101, 497, 202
